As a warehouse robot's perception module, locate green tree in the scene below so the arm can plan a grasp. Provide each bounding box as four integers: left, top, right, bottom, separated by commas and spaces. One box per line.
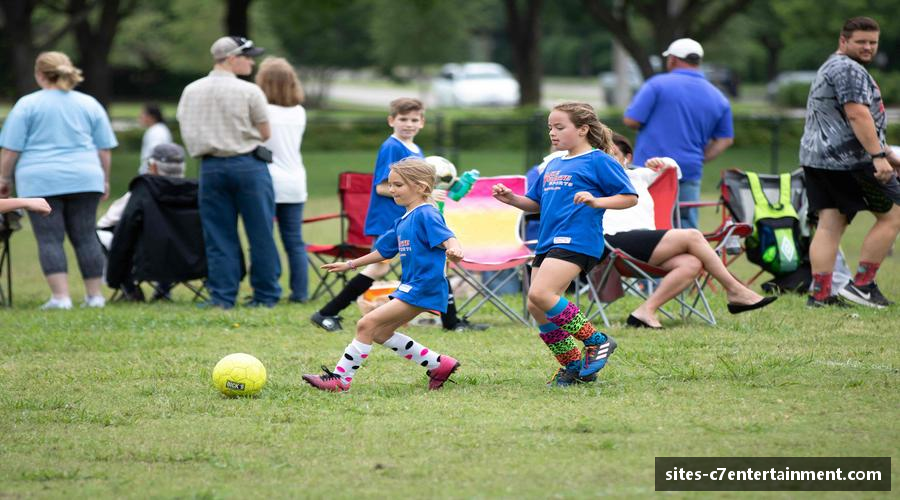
581, 0, 754, 79
0, 0, 95, 98
503, 0, 543, 105
263, 0, 372, 107
369, 0, 472, 82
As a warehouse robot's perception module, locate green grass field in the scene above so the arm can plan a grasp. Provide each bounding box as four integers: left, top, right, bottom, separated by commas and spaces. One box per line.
0, 145, 897, 498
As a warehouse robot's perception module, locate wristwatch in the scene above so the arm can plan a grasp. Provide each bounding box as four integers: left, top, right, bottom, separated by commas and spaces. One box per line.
871, 150, 888, 159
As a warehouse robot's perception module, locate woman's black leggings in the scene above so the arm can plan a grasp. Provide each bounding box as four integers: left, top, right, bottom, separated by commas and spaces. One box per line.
27, 192, 105, 278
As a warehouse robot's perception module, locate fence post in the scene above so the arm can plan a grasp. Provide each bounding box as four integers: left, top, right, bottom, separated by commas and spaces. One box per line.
525, 112, 546, 172
450, 119, 462, 167
433, 112, 446, 158
770, 115, 781, 174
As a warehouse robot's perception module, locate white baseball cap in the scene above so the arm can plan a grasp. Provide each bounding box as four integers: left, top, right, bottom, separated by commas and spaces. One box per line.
662, 38, 704, 59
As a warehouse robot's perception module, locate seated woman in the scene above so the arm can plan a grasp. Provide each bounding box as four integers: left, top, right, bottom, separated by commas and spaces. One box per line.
604, 133, 776, 328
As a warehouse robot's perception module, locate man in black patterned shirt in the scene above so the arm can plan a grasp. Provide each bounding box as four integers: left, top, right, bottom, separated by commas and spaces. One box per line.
800, 16, 900, 308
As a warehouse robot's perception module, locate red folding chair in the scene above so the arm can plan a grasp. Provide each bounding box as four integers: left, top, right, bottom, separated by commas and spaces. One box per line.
584, 167, 718, 325
304, 172, 375, 300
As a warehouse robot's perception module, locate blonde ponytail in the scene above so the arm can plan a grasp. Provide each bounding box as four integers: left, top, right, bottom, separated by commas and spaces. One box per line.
35, 52, 84, 91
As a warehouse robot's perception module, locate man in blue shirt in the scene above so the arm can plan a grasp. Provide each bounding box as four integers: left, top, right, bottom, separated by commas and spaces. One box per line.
624, 38, 734, 229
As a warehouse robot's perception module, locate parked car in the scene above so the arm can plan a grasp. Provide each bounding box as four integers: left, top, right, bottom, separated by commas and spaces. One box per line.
766, 71, 818, 102
432, 63, 520, 107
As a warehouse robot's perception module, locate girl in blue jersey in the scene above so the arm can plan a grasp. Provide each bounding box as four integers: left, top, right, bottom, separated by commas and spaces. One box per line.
493, 102, 638, 387
303, 158, 463, 392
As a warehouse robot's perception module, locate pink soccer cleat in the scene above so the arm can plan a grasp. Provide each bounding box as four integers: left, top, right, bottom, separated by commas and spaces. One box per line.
302, 366, 350, 392
426, 355, 460, 390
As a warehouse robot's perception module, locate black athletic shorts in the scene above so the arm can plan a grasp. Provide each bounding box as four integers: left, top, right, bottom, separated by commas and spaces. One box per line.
803, 165, 900, 222
605, 229, 668, 263
532, 248, 601, 274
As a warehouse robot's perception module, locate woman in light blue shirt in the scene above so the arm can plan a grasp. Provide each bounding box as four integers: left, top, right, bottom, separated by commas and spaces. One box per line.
0, 51, 118, 310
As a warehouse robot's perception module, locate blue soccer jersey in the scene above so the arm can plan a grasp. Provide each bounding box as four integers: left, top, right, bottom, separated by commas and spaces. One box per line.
364, 136, 424, 236
525, 149, 637, 258
373, 204, 455, 312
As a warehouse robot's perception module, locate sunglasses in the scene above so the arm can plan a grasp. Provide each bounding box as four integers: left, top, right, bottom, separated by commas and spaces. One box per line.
227, 37, 254, 56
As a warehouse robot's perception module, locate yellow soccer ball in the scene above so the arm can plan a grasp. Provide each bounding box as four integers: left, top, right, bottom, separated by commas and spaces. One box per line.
212, 353, 267, 397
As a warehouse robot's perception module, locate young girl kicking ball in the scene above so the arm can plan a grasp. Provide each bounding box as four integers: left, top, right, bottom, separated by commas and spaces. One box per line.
493, 102, 638, 387
303, 158, 462, 392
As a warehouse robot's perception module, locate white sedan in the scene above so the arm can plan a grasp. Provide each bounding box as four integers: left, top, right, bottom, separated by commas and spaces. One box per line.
432, 62, 520, 107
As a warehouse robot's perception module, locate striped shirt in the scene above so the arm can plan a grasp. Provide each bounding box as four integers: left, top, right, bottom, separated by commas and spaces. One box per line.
176, 69, 269, 157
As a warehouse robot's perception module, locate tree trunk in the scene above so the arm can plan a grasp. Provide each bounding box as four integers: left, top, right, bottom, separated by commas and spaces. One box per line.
584, 0, 753, 80
503, 0, 542, 106
71, 0, 131, 107
0, 0, 39, 97
225, 0, 252, 37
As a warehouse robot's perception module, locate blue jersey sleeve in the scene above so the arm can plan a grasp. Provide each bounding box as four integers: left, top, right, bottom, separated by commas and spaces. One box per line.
420, 207, 455, 248
372, 142, 397, 186
373, 139, 419, 185
594, 153, 638, 197
624, 78, 658, 124
373, 227, 399, 259
0, 100, 29, 151
525, 166, 546, 204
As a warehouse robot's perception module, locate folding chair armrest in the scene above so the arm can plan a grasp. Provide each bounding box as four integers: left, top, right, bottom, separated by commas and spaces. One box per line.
704, 222, 752, 243
678, 200, 721, 209
303, 212, 341, 224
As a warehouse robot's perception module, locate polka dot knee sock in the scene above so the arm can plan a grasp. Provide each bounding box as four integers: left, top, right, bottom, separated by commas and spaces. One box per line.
334, 339, 372, 385
382, 333, 441, 370
546, 298, 607, 347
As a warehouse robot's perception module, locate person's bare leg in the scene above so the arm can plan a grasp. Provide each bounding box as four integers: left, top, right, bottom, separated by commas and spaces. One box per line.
84, 277, 103, 297
46, 273, 70, 299
526, 259, 582, 321
858, 204, 900, 264
809, 209, 848, 275
356, 299, 423, 344
630, 254, 701, 328
649, 229, 765, 305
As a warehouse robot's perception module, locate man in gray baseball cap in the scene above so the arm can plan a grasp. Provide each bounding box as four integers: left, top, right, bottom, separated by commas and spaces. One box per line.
176, 35, 282, 309
210, 36, 265, 60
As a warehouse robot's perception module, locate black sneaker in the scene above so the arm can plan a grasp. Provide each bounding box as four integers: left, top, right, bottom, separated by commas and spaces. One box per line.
547, 366, 581, 387
451, 318, 490, 332
311, 311, 343, 332
806, 295, 853, 308
838, 282, 892, 308
547, 365, 595, 387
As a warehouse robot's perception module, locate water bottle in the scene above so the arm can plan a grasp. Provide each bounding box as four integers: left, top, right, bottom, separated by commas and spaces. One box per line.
448, 169, 480, 201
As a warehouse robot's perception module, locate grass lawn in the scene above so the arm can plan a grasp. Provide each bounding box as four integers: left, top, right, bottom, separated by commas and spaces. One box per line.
0, 145, 897, 498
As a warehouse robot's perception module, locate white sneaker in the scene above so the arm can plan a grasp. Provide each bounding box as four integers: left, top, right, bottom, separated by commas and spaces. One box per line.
40, 296, 73, 310
83, 295, 106, 308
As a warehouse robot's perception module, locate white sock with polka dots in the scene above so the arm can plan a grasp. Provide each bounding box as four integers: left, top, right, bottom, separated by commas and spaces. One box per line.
382, 332, 442, 370
333, 339, 372, 385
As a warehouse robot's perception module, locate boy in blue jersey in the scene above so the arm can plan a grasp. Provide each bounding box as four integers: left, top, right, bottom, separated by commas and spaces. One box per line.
311, 98, 486, 333
494, 102, 637, 387
303, 158, 461, 392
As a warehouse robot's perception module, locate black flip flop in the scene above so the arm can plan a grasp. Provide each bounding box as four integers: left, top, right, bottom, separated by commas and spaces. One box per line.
727, 295, 778, 314
626, 314, 662, 329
